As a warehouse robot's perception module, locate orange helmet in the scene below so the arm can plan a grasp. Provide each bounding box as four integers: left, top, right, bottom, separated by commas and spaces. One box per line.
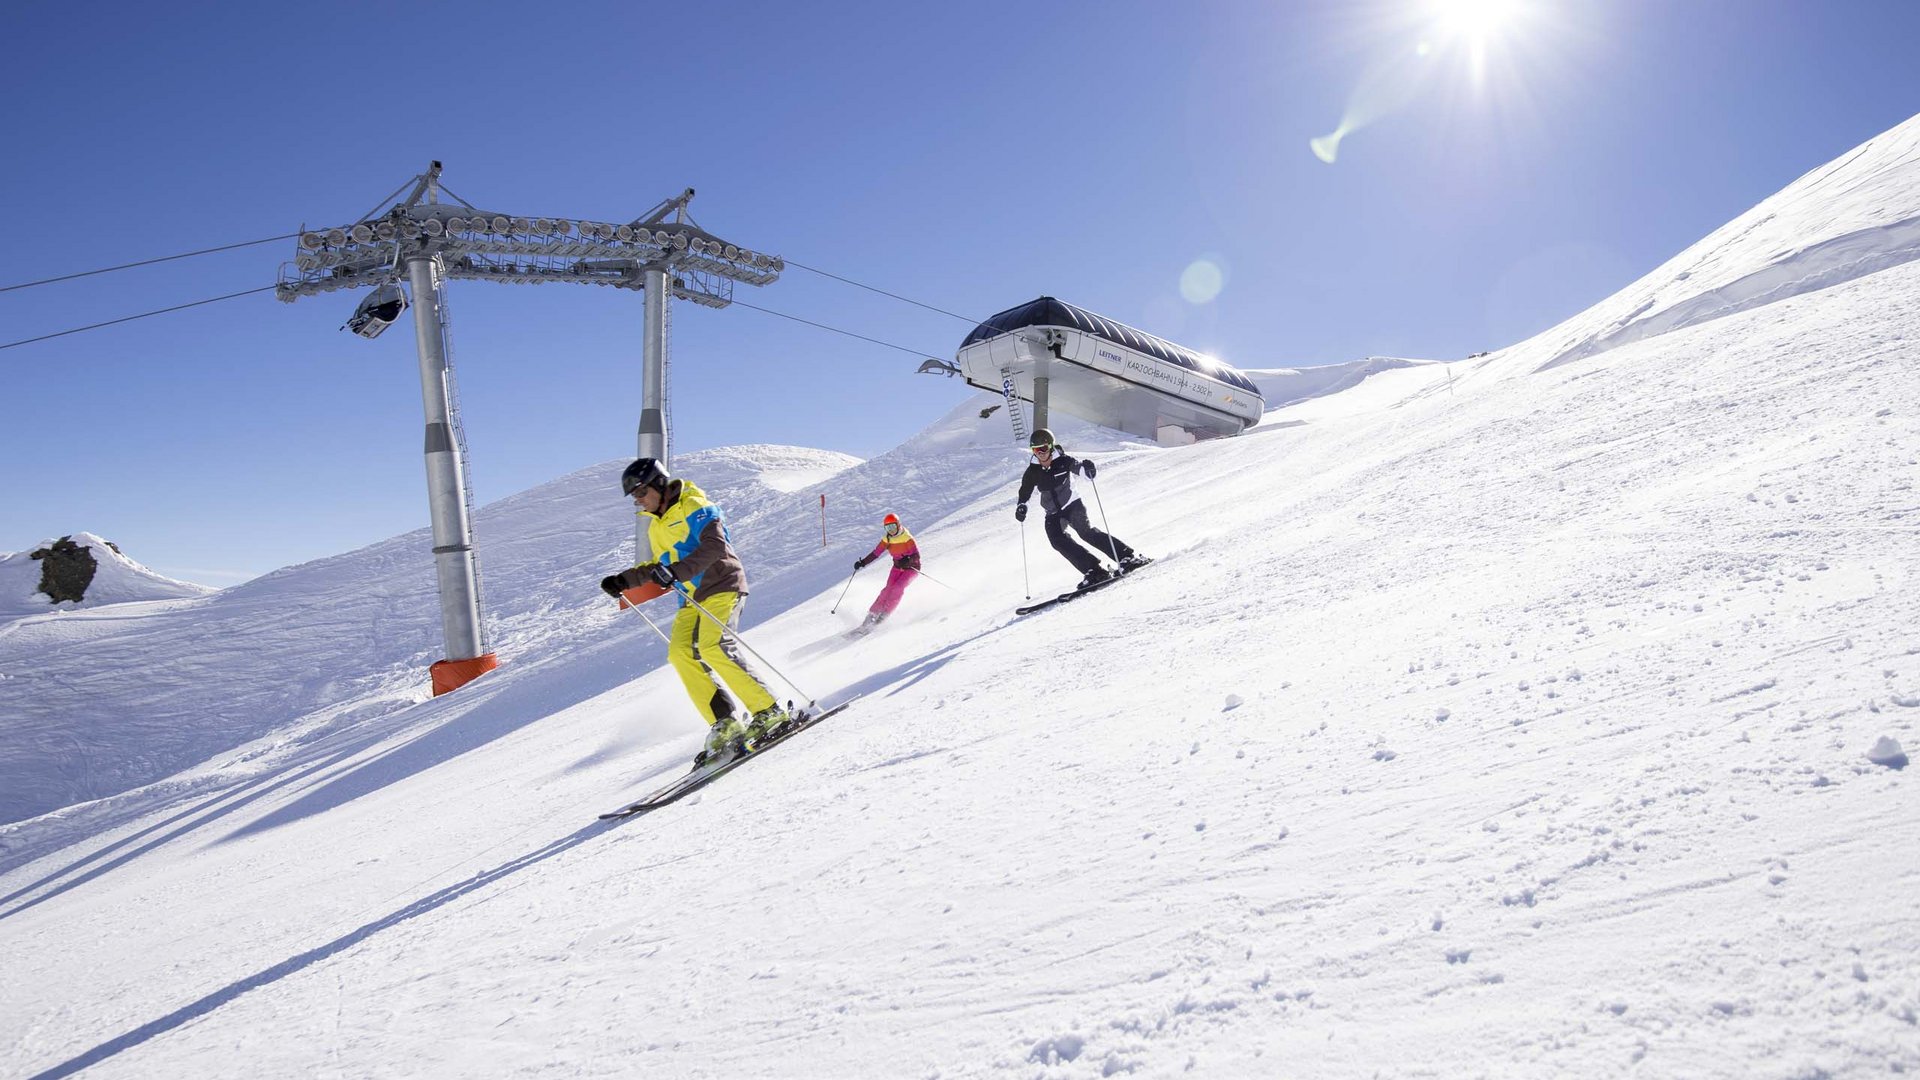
882, 513, 900, 526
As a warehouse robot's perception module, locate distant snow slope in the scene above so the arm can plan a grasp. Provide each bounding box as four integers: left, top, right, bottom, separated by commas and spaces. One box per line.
0, 450, 860, 825
1497, 112, 1920, 373
1, 114, 1916, 1080
1245, 356, 1440, 408
0, 532, 209, 619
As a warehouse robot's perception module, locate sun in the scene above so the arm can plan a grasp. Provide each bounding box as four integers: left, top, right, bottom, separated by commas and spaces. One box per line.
1427, 0, 1522, 45
1311, 0, 1574, 163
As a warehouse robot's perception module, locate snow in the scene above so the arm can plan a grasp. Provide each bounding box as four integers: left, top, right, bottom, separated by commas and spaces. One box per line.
2, 119, 1919, 1078
1244, 355, 1442, 410
1867, 736, 1909, 769
0, 531, 210, 619
1501, 112, 1920, 375
0, 448, 863, 827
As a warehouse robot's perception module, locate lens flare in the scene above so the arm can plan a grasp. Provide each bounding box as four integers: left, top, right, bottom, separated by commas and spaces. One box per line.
1309, 0, 1554, 162
1308, 43, 1434, 164
1310, 125, 1349, 164
1180, 259, 1226, 304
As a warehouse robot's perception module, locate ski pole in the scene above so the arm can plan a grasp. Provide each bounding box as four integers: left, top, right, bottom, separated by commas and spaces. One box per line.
1087, 471, 1123, 566
674, 585, 816, 706
614, 594, 673, 646
911, 569, 955, 591
1019, 517, 1031, 599
828, 564, 860, 614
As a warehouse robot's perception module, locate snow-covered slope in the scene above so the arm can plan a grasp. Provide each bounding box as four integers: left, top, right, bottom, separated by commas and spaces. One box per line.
0, 533, 209, 619
1491, 113, 1920, 374
1245, 355, 1441, 408
0, 379, 1363, 829
0, 449, 860, 826
2, 120, 1918, 1078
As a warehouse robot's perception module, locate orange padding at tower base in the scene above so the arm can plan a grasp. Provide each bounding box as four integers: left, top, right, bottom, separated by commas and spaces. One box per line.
431, 653, 500, 696
619, 581, 670, 608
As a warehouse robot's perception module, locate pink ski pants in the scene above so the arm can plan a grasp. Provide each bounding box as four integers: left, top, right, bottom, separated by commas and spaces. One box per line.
869, 566, 918, 617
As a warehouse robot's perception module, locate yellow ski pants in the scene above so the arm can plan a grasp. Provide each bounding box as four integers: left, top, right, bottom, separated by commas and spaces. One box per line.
668, 591, 777, 725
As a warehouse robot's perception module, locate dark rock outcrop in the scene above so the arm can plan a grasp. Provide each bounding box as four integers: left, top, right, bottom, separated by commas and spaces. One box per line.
30, 536, 101, 604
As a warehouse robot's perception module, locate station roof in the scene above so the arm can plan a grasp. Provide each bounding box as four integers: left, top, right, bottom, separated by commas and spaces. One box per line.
959, 296, 1260, 396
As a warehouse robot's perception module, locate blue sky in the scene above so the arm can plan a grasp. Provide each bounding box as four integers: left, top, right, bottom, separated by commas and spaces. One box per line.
5, 0, 1919, 584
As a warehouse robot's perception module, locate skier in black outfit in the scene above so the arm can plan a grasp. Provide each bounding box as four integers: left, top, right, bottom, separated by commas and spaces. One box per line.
1014, 427, 1149, 589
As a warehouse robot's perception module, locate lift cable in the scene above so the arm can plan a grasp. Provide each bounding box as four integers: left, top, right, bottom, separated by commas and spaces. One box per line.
2, 241, 993, 339
725, 296, 948, 361
0, 285, 278, 352
0, 247, 979, 363
0, 282, 950, 360
0, 233, 301, 294
781, 258, 984, 328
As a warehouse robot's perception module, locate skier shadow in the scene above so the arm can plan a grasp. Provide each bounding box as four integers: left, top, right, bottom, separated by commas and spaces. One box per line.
0, 734, 392, 923
215, 634, 661, 845
791, 625, 872, 660
25, 822, 607, 1080
813, 604, 1093, 708
830, 626, 1000, 705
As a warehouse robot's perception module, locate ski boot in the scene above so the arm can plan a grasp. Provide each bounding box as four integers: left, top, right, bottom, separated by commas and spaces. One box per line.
693, 715, 747, 767
745, 703, 792, 748
1077, 566, 1113, 590
1118, 553, 1153, 573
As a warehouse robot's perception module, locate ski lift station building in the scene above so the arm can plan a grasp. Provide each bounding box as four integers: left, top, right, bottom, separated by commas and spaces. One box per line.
954, 296, 1264, 444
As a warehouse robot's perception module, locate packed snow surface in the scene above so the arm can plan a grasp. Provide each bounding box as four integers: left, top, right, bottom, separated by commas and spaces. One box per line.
2, 118, 1918, 1078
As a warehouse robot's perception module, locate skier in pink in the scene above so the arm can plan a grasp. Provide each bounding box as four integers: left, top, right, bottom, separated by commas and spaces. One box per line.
851, 513, 921, 633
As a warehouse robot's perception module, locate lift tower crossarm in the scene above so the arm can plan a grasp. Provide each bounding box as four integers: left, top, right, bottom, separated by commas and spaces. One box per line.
278, 165, 782, 694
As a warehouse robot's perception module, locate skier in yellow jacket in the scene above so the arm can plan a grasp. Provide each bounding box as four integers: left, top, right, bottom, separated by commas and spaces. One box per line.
599, 458, 788, 764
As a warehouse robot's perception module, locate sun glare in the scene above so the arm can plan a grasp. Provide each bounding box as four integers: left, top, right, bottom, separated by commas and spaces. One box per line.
1428, 0, 1520, 43
1311, 0, 1573, 164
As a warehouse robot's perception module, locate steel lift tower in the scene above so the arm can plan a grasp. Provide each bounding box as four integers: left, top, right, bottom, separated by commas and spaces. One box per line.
277, 163, 782, 694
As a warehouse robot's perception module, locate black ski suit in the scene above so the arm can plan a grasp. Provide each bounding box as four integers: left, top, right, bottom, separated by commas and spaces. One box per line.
1016, 451, 1136, 575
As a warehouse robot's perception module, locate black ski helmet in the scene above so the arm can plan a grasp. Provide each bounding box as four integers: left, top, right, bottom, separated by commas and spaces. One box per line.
620, 457, 670, 498
1028, 428, 1056, 450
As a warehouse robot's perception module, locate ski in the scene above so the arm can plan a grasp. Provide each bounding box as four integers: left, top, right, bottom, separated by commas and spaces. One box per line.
597, 699, 855, 820
1015, 556, 1155, 616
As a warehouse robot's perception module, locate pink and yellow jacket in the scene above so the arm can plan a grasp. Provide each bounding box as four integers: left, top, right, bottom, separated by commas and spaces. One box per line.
858, 526, 922, 572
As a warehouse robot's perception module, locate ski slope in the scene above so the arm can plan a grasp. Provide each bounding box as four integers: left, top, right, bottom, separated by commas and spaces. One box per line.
3, 119, 1918, 1077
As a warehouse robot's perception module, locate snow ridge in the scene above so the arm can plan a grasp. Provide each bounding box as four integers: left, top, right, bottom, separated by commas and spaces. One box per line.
1504, 112, 1920, 374
1539, 211, 1920, 371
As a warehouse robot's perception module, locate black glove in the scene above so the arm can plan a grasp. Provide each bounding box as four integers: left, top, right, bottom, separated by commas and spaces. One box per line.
643, 562, 676, 589
599, 574, 626, 598
1081, 459, 1097, 479
1015, 504, 1028, 522
855, 556, 870, 571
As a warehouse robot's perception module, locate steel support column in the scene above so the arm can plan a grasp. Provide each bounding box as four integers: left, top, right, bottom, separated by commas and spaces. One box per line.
638, 265, 670, 464
405, 253, 486, 660
635, 265, 670, 552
